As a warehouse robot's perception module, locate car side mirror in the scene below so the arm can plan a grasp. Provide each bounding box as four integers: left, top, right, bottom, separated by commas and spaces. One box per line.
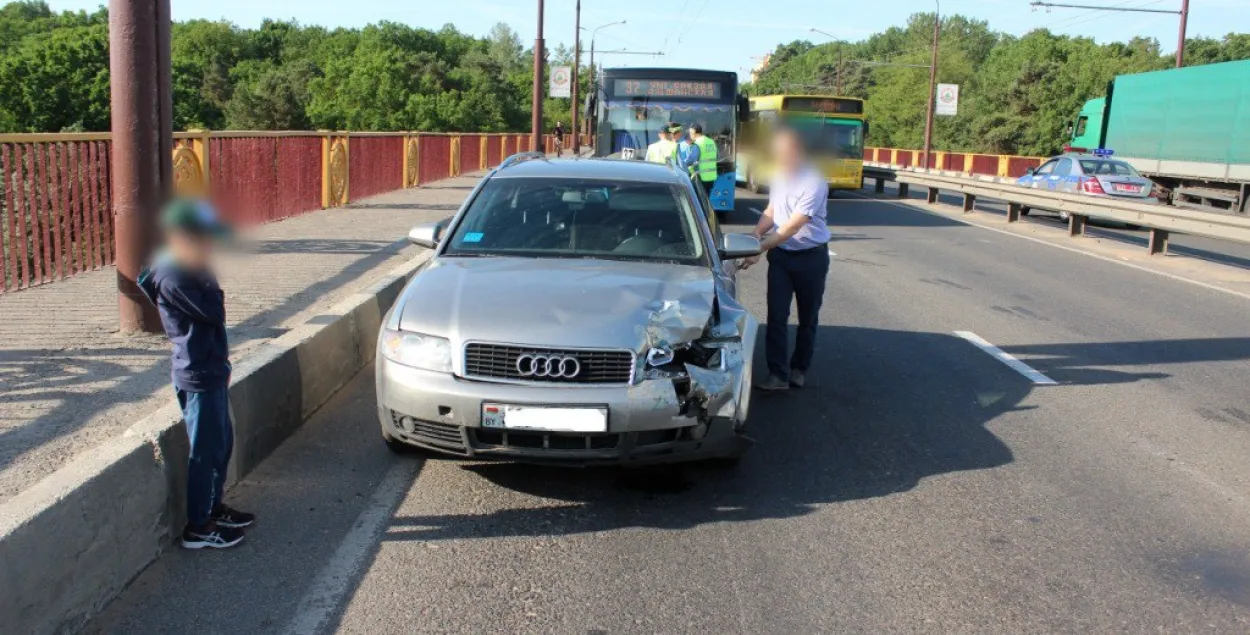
719, 233, 761, 260
407, 221, 443, 249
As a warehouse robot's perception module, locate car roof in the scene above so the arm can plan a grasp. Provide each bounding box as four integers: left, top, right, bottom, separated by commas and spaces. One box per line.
490, 156, 691, 184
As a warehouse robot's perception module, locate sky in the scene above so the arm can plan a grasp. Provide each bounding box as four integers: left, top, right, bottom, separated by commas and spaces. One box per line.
48, 0, 1249, 80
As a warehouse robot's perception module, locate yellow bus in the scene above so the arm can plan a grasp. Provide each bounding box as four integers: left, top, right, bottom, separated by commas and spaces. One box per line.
736, 95, 867, 193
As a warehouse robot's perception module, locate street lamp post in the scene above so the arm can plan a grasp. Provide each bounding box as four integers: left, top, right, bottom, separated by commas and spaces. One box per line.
921, 2, 940, 170
572, 0, 581, 154
808, 28, 844, 95
1029, 1, 1190, 68
531, 0, 545, 152
585, 20, 626, 95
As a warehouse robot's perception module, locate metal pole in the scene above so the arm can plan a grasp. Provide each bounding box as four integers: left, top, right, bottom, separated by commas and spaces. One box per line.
109, 0, 168, 334
836, 46, 844, 95
531, 0, 545, 152
572, 0, 581, 154
1176, 0, 1189, 67
921, 5, 940, 170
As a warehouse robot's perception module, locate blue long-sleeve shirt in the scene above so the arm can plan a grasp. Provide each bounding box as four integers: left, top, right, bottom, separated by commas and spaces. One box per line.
138, 256, 231, 392
678, 140, 700, 170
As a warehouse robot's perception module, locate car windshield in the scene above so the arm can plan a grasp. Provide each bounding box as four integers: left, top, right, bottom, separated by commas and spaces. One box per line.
1078, 160, 1141, 177
782, 116, 864, 159
443, 177, 706, 264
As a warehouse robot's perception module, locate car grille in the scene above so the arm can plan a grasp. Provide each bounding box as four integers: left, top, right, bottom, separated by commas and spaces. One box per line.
463, 343, 633, 384
390, 412, 468, 454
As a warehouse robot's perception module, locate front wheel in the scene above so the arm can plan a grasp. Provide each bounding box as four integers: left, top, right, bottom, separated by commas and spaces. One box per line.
1019, 206, 1031, 216
1058, 210, 1071, 223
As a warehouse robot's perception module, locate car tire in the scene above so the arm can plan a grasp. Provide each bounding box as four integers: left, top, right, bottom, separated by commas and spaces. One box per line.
1058, 210, 1071, 223
1019, 206, 1031, 216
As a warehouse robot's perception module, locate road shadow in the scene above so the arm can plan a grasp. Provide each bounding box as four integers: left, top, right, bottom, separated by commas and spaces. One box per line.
346, 203, 462, 212
1002, 337, 1250, 386
380, 325, 1025, 542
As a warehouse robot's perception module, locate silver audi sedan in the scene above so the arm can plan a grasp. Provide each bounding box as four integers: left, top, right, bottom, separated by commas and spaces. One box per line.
375, 154, 762, 466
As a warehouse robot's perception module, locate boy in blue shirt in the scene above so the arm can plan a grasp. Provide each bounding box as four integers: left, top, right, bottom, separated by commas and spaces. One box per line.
139, 199, 254, 549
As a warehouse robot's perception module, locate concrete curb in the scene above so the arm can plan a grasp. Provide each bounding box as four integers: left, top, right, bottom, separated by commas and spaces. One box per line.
0, 253, 429, 635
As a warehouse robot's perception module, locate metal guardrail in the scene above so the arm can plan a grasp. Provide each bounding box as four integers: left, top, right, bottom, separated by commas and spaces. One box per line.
863, 163, 1250, 256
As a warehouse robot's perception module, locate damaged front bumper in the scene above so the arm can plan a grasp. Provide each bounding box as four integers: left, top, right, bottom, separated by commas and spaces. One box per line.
376, 359, 752, 465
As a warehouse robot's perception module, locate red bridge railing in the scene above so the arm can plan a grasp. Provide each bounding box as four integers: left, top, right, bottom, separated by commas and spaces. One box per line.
865, 146, 1045, 179
0, 130, 567, 293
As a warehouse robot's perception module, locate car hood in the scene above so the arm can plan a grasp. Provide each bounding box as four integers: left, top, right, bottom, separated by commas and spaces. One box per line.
397, 256, 717, 351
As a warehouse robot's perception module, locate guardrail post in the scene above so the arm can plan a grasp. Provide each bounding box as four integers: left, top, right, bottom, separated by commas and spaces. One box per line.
403, 133, 420, 188
320, 131, 349, 208
1148, 228, 1170, 255
1069, 214, 1087, 237
962, 193, 975, 213
874, 178, 885, 194
925, 186, 938, 204
897, 183, 909, 199
1007, 203, 1022, 223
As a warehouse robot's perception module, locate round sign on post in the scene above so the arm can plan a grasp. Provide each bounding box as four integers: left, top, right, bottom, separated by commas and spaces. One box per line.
550, 66, 572, 99
936, 83, 959, 117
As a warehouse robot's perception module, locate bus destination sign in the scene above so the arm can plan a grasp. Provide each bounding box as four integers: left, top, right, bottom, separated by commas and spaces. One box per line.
784, 97, 863, 115
613, 79, 722, 99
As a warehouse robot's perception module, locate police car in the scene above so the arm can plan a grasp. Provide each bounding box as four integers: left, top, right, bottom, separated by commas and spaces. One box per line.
1015, 148, 1160, 221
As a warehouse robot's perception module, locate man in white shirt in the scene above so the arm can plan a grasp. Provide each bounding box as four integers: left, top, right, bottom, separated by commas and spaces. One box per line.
743, 127, 831, 391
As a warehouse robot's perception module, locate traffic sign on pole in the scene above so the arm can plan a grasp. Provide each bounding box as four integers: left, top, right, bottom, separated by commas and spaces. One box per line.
550, 66, 572, 98
936, 83, 959, 116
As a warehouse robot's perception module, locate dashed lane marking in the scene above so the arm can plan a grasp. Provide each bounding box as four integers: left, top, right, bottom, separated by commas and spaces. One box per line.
954, 330, 1057, 385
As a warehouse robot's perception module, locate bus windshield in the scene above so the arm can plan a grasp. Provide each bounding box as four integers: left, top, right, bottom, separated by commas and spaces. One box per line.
783, 116, 864, 159
602, 102, 735, 161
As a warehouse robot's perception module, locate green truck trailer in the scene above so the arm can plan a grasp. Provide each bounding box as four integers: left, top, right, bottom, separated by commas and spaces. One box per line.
1068, 59, 1250, 214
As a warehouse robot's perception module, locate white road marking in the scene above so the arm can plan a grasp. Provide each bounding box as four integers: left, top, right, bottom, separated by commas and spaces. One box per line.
282, 458, 420, 635
748, 206, 762, 215
846, 191, 1250, 303
828, 249, 837, 257
954, 330, 1057, 385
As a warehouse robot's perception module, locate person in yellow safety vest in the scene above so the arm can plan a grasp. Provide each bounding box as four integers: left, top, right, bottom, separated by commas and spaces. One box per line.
645, 128, 676, 164
689, 124, 718, 196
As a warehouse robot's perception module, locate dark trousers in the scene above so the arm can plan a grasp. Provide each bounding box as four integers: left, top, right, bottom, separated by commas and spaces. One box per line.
766, 245, 831, 379
176, 386, 233, 527
700, 178, 715, 195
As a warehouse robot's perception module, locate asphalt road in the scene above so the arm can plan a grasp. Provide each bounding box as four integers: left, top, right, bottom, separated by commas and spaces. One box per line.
89, 187, 1250, 634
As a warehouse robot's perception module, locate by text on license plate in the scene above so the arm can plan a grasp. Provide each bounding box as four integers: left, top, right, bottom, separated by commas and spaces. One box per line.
481, 404, 608, 433
1113, 184, 1141, 193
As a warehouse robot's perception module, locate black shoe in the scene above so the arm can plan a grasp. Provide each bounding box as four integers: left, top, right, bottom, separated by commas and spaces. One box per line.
212, 503, 256, 529
789, 369, 806, 389
754, 374, 790, 391
182, 522, 245, 550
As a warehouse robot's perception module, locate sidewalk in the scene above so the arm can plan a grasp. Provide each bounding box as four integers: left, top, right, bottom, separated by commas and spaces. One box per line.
0, 175, 481, 503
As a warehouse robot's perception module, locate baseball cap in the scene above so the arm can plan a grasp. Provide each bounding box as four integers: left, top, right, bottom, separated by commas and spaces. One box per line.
161, 198, 232, 239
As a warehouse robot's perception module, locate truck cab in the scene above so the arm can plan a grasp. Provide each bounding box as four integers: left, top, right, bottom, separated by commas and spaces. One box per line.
1069, 97, 1106, 150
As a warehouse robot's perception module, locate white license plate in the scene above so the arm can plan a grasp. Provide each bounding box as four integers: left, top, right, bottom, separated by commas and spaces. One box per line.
1112, 184, 1141, 193
481, 404, 608, 433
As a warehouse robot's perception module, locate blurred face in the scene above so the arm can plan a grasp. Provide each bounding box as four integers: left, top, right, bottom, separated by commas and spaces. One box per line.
772, 129, 805, 173
167, 230, 215, 270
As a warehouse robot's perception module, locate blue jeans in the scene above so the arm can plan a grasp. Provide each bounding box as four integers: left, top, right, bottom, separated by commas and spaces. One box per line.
176, 386, 233, 527
765, 245, 830, 380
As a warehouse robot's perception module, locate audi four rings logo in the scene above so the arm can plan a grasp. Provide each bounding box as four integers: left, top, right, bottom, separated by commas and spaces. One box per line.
516, 353, 581, 378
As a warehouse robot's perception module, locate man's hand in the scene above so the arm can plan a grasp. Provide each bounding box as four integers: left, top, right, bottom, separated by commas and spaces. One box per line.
739, 255, 761, 270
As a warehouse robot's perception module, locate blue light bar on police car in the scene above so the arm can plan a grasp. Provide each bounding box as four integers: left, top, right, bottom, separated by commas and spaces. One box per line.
1092, 148, 1115, 157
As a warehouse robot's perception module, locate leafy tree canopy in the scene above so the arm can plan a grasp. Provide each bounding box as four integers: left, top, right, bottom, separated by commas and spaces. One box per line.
746, 13, 1249, 156
0, 2, 588, 133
